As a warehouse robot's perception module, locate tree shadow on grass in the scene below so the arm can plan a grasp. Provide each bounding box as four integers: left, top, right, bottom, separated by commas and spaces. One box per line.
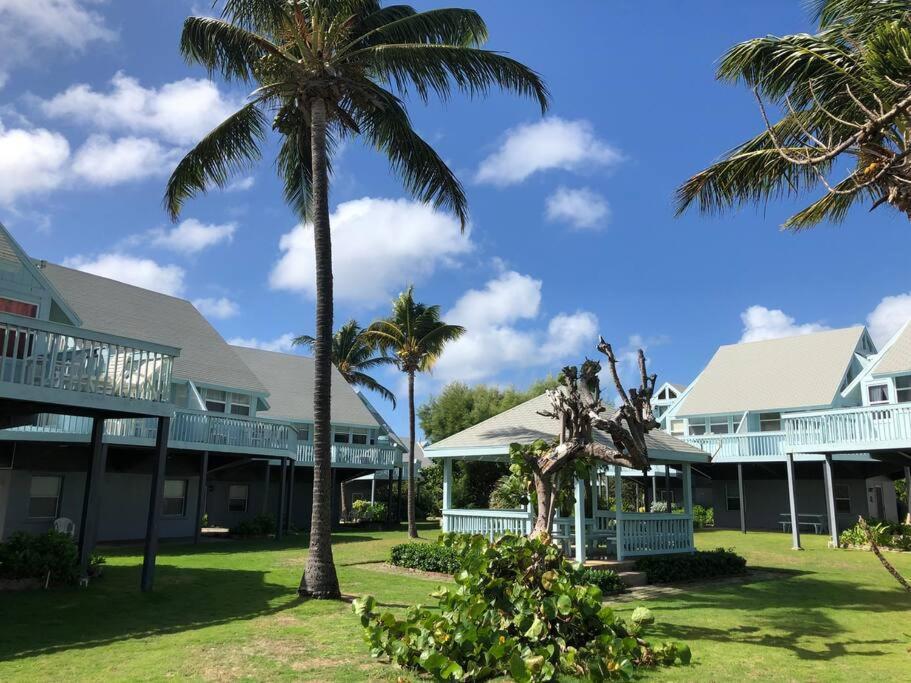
99, 532, 381, 559
0, 564, 300, 663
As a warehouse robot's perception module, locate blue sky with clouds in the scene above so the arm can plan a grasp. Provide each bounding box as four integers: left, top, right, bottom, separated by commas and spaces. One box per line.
2, 1, 911, 439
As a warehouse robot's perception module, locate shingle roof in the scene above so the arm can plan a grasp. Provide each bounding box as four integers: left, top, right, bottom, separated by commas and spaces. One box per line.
426, 393, 706, 461
674, 326, 865, 416
40, 263, 267, 394
231, 345, 382, 427
871, 320, 911, 376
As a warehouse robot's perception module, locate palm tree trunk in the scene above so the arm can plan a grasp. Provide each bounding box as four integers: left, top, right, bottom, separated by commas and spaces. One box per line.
300, 97, 340, 599
408, 370, 417, 538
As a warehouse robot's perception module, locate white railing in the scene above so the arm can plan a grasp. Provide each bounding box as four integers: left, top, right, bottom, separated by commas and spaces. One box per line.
682, 431, 785, 459
441, 509, 533, 538
784, 403, 911, 452
618, 513, 693, 556
296, 442, 401, 468
0, 313, 176, 407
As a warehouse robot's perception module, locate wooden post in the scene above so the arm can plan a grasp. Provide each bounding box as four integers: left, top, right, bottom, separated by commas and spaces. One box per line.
683, 463, 693, 551
78, 417, 107, 577
664, 465, 671, 505
614, 465, 624, 561
386, 468, 394, 524
904, 466, 911, 524
651, 471, 657, 508
442, 459, 452, 532
785, 453, 802, 550
286, 459, 295, 533
823, 455, 838, 548
573, 475, 586, 565
737, 463, 746, 534
193, 451, 209, 545
276, 458, 287, 541
396, 466, 404, 522
261, 460, 271, 514
141, 416, 170, 592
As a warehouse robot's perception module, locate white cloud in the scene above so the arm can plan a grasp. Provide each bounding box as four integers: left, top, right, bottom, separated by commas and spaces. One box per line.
0, 121, 70, 204
41, 72, 242, 145
228, 333, 297, 353
0, 1, 115, 87
867, 293, 911, 347
149, 219, 237, 254
63, 253, 186, 297
71, 135, 180, 186
193, 297, 239, 319
226, 176, 255, 192
434, 271, 598, 383
270, 197, 472, 305
475, 117, 623, 186
545, 186, 610, 230
739, 305, 829, 343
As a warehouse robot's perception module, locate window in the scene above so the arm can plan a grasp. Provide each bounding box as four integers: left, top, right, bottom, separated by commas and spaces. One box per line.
28, 475, 62, 518
228, 484, 249, 512
709, 416, 730, 434
868, 384, 889, 405
229, 393, 250, 416
670, 420, 685, 436
202, 389, 251, 415
163, 479, 187, 517
351, 428, 368, 445
0, 297, 38, 318
834, 484, 851, 513
759, 412, 782, 432
725, 482, 740, 511
204, 389, 227, 413
896, 376, 911, 404
688, 419, 706, 436
333, 431, 351, 444
297, 426, 310, 442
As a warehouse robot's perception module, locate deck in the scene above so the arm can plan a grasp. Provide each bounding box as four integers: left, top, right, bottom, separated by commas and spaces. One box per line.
783, 403, 911, 454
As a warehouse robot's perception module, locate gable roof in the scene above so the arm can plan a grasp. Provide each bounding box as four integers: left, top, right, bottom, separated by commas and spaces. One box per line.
674, 326, 867, 416
40, 263, 267, 394
231, 345, 382, 427
870, 320, 911, 377
426, 393, 706, 462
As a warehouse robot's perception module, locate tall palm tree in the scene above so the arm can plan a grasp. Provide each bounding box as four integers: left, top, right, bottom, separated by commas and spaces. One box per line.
294, 320, 397, 406
676, 0, 911, 229
164, 1, 548, 598
367, 286, 464, 538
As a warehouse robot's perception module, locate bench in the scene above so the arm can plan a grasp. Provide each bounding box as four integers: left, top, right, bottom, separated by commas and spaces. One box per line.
779, 513, 826, 534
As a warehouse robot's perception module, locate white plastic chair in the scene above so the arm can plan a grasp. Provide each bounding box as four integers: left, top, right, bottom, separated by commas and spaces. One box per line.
54, 517, 76, 537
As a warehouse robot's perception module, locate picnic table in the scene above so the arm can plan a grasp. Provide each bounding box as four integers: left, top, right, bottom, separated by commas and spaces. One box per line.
779, 513, 826, 534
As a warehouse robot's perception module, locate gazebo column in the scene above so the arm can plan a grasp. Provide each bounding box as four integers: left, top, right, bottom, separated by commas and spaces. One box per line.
614, 465, 624, 561
682, 463, 693, 550
573, 475, 586, 564
785, 453, 802, 550
823, 455, 838, 548
651, 472, 657, 508
442, 458, 452, 532
370, 478, 376, 504
737, 463, 746, 534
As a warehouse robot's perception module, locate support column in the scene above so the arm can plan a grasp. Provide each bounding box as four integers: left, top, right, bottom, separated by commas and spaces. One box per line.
286, 459, 295, 533
664, 465, 671, 505
651, 471, 657, 508
370, 478, 376, 504
614, 465, 624, 561
276, 458, 287, 541
737, 463, 746, 534
904, 466, 911, 524
261, 460, 271, 514
682, 463, 694, 551
823, 455, 838, 548
785, 453, 802, 550
193, 451, 209, 545
397, 466, 404, 522
78, 417, 107, 577
442, 459, 453, 532
141, 416, 170, 592
386, 469, 394, 523
573, 475, 586, 564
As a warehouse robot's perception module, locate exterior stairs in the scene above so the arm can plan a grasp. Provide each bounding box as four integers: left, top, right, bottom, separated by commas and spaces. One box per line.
584, 558, 649, 587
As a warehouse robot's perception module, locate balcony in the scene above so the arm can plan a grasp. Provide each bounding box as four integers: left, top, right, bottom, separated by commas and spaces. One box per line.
296, 442, 401, 469
784, 403, 911, 454
0, 313, 177, 417
682, 431, 785, 460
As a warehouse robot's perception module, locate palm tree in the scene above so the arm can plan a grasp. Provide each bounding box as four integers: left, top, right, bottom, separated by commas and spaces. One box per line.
294, 320, 397, 406
367, 286, 464, 538
676, 0, 911, 229
164, 1, 548, 598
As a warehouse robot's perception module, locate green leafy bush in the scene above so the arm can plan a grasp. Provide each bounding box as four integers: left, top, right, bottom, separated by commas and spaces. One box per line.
634, 548, 746, 584
0, 530, 80, 585
693, 505, 715, 528
840, 518, 911, 551
352, 500, 387, 523
356, 533, 690, 681
574, 566, 626, 595
390, 541, 461, 574
230, 514, 276, 537
489, 473, 528, 510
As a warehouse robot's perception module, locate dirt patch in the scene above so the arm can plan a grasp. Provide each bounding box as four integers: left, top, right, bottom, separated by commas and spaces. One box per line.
356, 562, 453, 582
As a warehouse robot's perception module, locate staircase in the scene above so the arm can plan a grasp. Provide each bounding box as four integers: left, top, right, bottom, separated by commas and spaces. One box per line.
584, 558, 648, 587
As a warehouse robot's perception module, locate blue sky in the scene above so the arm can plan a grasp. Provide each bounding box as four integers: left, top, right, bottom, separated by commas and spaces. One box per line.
2, 1, 911, 439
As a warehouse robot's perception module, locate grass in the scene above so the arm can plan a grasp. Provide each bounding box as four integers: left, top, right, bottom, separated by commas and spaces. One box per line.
0, 525, 909, 681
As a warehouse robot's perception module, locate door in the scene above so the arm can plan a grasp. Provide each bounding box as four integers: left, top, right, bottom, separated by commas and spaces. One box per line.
868, 485, 886, 520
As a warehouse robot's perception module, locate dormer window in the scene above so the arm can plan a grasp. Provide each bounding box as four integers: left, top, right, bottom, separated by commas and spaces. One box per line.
201, 388, 251, 415
868, 384, 889, 405
896, 376, 911, 404
759, 412, 782, 432
0, 297, 38, 318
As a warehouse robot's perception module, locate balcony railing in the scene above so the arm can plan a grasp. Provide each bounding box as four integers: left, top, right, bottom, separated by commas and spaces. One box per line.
682, 431, 785, 459
784, 403, 911, 453
0, 313, 177, 414
296, 442, 400, 468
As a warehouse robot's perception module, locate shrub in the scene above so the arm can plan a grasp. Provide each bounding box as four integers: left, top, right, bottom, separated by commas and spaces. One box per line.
230, 514, 276, 537
574, 566, 626, 595
357, 533, 690, 681
634, 548, 746, 584
352, 500, 387, 523
840, 518, 911, 551
649, 500, 668, 513
390, 541, 461, 574
693, 505, 715, 528
0, 530, 80, 585
489, 473, 528, 510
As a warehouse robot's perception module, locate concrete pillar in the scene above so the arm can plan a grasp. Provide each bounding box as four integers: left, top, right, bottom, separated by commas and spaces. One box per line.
141, 416, 170, 592
573, 475, 586, 564
785, 453, 802, 550
78, 417, 107, 577
737, 463, 746, 534
823, 455, 838, 548
193, 451, 208, 545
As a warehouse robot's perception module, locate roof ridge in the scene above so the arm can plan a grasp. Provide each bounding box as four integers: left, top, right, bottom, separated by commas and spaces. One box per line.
718, 324, 864, 349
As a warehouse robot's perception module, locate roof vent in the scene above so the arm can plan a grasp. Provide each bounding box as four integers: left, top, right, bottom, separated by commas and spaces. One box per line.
37, 259, 47, 269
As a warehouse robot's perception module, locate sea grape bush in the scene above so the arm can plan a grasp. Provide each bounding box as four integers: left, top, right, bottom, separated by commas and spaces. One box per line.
390, 540, 461, 574
634, 548, 746, 584
354, 533, 690, 681
840, 518, 911, 551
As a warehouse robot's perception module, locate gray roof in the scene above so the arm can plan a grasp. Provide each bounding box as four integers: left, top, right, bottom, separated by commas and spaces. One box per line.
41, 263, 267, 394
426, 393, 706, 462
675, 326, 865, 416
231, 345, 382, 427
871, 321, 911, 376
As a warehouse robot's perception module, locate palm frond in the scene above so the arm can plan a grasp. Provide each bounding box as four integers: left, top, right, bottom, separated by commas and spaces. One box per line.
292, 334, 316, 350
348, 371, 397, 407
344, 8, 488, 53
783, 178, 874, 229
221, 0, 289, 33
181, 16, 288, 81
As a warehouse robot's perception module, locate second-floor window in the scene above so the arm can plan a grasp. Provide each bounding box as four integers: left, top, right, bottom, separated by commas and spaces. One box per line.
759, 412, 781, 432
868, 384, 889, 405
896, 376, 911, 404
351, 428, 368, 445
709, 416, 729, 434
670, 420, 685, 436
334, 431, 350, 444
202, 389, 251, 416
688, 419, 706, 436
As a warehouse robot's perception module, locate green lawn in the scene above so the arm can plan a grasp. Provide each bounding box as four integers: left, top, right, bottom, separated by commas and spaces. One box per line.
1, 525, 909, 681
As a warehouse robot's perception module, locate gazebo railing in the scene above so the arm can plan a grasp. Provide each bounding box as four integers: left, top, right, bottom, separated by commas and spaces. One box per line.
617, 513, 693, 556
441, 508, 533, 537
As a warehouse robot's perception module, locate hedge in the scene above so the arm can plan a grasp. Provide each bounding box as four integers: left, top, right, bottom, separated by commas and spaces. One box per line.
634, 548, 746, 584
575, 566, 626, 594
230, 514, 276, 537
390, 541, 461, 574
0, 530, 81, 585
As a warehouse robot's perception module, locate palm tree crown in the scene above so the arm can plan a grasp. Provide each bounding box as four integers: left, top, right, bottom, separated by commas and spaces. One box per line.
676, 0, 911, 229
294, 320, 397, 407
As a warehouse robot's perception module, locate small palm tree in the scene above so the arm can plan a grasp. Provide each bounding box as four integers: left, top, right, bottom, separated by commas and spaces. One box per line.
294, 320, 397, 406
676, 0, 911, 229
368, 286, 464, 538
164, 1, 547, 599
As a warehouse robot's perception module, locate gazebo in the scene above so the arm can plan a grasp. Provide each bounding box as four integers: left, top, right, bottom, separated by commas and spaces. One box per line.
424, 394, 710, 563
